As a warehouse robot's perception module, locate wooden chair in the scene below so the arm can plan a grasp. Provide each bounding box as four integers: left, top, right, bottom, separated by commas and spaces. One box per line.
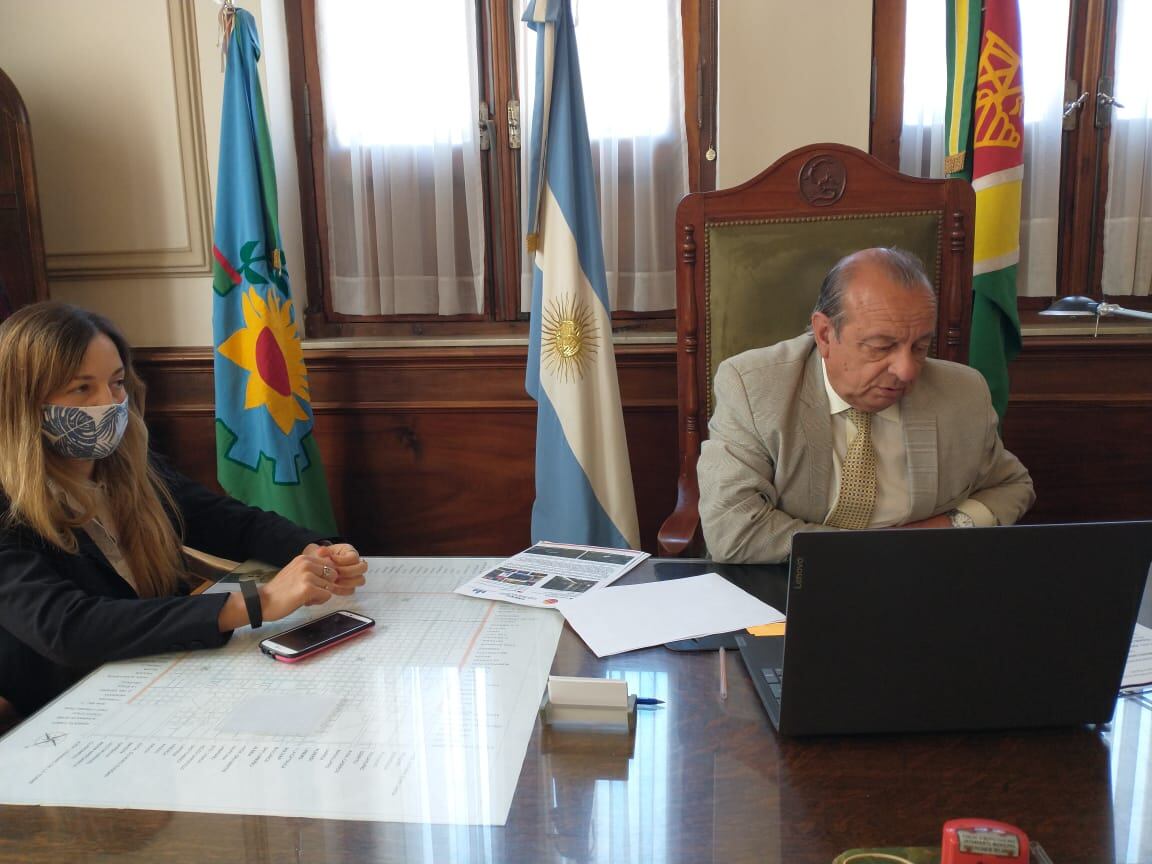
182, 546, 242, 594
658, 143, 975, 557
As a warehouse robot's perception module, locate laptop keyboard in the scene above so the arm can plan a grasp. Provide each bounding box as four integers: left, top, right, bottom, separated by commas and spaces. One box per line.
760, 666, 784, 700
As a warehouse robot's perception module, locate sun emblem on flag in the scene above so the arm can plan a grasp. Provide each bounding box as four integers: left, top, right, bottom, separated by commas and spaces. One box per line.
541, 294, 598, 381
217, 287, 310, 435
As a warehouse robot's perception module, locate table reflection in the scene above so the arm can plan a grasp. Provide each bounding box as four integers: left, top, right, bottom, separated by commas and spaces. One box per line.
1108, 693, 1152, 863
531, 626, 1152, 864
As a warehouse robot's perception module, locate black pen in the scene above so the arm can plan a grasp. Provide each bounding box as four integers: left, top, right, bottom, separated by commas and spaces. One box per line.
635, 697, 664, 706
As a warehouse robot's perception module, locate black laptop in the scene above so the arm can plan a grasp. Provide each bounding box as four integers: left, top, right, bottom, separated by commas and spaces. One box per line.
736, 521, 1152, 736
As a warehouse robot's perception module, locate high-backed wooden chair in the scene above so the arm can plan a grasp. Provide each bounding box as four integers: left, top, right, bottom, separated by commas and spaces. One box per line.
658, 143, 975, 557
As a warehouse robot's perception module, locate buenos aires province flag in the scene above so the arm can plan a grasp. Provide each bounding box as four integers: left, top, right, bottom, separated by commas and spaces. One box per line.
212, 8, 336, 534
523, 0, 640, 549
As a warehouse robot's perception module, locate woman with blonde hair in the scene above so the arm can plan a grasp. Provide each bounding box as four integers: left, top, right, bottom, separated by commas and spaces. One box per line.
0, 302, 366, 719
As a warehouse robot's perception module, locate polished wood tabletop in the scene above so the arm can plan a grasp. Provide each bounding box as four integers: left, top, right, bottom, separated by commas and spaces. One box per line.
0, 560, 1148, 864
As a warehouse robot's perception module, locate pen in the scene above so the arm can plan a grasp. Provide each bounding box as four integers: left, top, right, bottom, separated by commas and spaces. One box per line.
635, 697, 664, 706
719, 646, 728, 700
1120, 684, 1152, 697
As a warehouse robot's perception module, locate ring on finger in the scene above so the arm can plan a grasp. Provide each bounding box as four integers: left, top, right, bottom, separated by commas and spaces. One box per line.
322, 565, 332, 578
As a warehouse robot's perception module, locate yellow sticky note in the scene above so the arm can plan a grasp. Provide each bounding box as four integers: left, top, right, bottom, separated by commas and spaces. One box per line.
746, 622, 786, 637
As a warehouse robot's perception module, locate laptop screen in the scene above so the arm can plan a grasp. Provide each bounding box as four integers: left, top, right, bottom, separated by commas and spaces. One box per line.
756, 521, 1152, 736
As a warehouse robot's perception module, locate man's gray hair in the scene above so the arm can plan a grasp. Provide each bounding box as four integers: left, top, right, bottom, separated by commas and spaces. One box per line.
813, 247, 936, 335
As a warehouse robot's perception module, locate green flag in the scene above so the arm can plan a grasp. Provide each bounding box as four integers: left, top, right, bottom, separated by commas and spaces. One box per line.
211, 8, 337, 534
945, 0, 1024, 422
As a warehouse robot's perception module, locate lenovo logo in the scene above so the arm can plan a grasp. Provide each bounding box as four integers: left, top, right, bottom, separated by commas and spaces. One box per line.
792, 557, 804, 590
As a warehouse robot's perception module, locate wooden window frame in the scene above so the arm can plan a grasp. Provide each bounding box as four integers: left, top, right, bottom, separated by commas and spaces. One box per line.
871, 0, 1151, 313
284, 0, 717, 339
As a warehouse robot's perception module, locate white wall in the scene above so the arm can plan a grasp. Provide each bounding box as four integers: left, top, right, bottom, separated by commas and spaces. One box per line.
1, 0, 873, 346
716, 0, 872, 188
0, 0, 300, 347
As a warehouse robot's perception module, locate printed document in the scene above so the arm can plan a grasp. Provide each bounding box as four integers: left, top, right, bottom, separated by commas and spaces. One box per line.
454, 541, 649, 608
1122, 623, 1152, 690
0, 558, 563, 825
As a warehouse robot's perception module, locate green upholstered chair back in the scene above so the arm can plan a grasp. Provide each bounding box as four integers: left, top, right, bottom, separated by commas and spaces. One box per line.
658, 143, 975, 557
704, 213, 947, 417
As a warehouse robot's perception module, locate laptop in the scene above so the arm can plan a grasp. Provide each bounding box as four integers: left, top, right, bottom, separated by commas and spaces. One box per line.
736, 521, 1152, 736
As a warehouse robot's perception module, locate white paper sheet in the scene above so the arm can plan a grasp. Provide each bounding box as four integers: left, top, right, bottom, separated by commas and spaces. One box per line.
1122, 623, 1152, 690
557, 572, 785, 657
0, 558, 563, 825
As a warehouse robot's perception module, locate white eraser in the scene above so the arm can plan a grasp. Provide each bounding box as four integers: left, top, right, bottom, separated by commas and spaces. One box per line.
547, 675, 629, 708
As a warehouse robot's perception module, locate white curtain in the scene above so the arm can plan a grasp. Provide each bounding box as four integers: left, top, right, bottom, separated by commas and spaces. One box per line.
899, 0, 1068, 297
897, 0, 947, 182
518, 0, 689, 313
316, 0, 486, 316
1101, 0, 1152, 297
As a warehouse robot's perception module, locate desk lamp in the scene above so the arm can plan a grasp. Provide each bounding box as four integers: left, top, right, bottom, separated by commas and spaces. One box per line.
1039, 295, 1152, 335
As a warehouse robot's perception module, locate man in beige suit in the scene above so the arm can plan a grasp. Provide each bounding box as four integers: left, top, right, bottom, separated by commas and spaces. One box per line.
698, 247, 1034, 563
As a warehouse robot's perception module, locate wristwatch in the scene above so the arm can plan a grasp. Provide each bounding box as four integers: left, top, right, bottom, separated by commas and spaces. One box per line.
948, 508, 976, 528
240, 579, 263, 628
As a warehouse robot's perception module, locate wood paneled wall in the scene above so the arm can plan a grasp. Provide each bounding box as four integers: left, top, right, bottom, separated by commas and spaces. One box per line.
137, 344, 679, 557
135, 334, 1152, 558
1002, 334, 1152, 524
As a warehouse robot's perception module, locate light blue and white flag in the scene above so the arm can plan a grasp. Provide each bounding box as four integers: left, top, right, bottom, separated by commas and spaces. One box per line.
523, 0, 640, 550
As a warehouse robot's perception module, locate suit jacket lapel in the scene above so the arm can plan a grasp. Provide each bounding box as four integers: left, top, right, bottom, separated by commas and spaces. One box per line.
74, 528, 135, 596
902, 390, 938, 520
799, 348, 833, 517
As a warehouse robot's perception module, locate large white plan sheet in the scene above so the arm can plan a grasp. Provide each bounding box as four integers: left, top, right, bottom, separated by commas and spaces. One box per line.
0, 558, 564, 824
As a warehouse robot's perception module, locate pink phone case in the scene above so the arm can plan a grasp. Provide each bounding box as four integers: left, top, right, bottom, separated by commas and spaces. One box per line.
268, 623, 373, 663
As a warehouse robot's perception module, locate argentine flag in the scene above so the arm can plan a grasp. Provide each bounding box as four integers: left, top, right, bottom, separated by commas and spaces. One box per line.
523, 0, 640, 549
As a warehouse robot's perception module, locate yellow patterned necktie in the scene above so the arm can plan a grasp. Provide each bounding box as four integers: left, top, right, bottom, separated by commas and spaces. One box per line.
826, 408, 877, 529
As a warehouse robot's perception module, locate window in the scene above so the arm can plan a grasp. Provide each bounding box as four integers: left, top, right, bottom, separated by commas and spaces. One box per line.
875, 0, 1152, 305
285, 0, 717, 337
314, 0, 486, 319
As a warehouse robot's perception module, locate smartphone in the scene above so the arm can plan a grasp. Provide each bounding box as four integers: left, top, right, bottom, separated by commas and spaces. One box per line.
259, 610, 375, 663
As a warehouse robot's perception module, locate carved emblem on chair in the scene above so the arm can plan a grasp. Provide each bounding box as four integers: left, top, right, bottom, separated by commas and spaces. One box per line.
798, 155, 847, 206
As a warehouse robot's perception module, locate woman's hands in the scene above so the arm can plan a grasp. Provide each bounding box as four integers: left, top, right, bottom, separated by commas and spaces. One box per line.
217, 543, 368, 631
260, 544, 368, 621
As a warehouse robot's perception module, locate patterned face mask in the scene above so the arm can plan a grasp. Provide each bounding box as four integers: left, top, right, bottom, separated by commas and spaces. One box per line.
41, 398, 130, 460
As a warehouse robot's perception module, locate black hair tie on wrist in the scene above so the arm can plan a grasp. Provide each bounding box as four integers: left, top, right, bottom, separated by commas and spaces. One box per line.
240, 579, 263, 629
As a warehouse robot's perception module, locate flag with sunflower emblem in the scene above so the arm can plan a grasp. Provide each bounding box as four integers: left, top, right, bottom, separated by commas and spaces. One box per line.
523, 0, 640, 549
211, 7, 336, 534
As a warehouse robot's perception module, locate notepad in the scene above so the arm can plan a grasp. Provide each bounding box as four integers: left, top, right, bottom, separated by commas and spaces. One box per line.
747, 622, 786, 637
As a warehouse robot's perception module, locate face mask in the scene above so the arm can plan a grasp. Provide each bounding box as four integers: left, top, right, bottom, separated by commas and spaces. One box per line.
41, 398, 130, 460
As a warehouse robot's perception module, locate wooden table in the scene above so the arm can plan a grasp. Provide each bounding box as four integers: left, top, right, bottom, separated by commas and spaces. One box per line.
0, 560, 1147, 863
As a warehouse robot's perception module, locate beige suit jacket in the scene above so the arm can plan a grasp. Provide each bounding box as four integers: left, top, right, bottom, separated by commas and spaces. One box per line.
698, 334, 1035, 563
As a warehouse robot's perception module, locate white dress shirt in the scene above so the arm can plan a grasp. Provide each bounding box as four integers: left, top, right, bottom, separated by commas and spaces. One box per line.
820, 359, 995, 527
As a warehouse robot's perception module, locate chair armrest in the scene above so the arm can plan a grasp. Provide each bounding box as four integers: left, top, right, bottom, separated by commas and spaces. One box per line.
0, 696, 21, 735
182, 546, 240, 593
658, 480, 703, 557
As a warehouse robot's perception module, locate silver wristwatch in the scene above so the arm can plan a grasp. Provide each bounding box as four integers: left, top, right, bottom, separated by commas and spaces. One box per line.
948, 508, 976, 528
